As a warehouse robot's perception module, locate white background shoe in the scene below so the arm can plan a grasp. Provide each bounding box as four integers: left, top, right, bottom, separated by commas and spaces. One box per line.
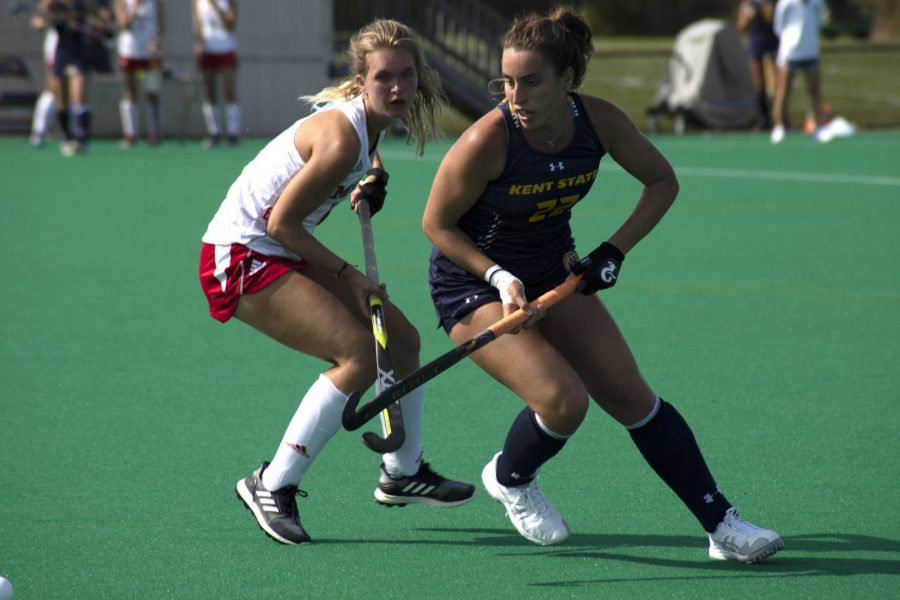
815, 126, 834, 143
481, 453, 570, 546
771, 125, 785, 144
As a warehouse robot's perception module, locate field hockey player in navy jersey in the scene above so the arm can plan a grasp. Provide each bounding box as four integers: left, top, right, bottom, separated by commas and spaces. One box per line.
423, 5, 783, 562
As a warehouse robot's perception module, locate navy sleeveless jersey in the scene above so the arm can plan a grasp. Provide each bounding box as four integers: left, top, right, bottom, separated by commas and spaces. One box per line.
430, 93, 606, 294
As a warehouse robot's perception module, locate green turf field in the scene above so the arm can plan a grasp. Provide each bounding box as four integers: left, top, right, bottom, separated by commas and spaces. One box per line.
1, 130, 898, 599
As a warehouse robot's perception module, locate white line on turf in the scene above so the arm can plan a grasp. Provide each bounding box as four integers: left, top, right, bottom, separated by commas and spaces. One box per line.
377, 151, 900, 187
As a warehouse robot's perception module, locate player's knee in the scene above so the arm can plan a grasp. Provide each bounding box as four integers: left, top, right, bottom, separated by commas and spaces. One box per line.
538, 381, 588, 433
594, 387, 656, 424
385, 309, 421, 357
396, 321, 421, 357
335, 329, 377, 385
559, 392, 589, 428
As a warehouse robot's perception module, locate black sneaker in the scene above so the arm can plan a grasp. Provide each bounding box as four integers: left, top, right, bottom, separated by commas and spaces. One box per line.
235, 462, 311, 545
374, 461, 475, 508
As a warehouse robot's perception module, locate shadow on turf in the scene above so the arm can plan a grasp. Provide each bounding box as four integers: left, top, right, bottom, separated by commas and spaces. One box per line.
342, 529, 899, 583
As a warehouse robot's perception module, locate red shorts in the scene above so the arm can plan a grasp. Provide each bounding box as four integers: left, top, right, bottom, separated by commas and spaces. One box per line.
199, 243, 307, 322
197, 51, 238, 71
118, 56, 161, 72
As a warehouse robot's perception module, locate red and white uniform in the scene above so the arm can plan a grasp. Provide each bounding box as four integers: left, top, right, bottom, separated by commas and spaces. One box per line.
117, 0, 159, 60
200, 96, 381, 321
196, 0, 236, 54
203, 96, 380, 258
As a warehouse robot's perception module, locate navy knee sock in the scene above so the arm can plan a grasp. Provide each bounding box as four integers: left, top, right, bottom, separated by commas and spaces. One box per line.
496, 408, 568, 487
57, 109, 71, 141
628, 399, 731, 532
73, 106, 92, 145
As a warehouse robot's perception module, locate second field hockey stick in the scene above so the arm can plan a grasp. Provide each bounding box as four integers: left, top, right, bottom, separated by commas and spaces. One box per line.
342, 274, 581, 431
355, 199, 406, 453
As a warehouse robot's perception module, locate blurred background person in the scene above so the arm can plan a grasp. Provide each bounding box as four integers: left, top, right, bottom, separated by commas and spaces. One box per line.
29, 8, 60, 148
39, 0, 96, 155
771, 0, 828, 143
192, 0, 240, 147
115, 0, 165, 148
737, 0, 779, 130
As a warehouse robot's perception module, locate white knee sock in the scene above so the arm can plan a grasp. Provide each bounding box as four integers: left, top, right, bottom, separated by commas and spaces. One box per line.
32, 90, 56, 136
201, 101, 220, 136
262, 374, 347, 491
381, 385, 424, 477
119, 99, 137, 138
225, 103, 241, 137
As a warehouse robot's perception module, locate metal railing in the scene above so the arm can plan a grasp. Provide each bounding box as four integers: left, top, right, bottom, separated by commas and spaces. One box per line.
334, 0, 509, 119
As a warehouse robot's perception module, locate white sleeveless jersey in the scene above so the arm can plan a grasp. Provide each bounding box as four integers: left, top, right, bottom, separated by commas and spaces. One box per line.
774, 0, 824, 63
43, 28, 59, 63
196, 0, 237, 54
117, 0, 159, 59
202, 95, 381, 260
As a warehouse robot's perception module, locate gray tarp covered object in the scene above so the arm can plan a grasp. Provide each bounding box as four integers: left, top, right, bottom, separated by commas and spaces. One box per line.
649, 19, 757, 132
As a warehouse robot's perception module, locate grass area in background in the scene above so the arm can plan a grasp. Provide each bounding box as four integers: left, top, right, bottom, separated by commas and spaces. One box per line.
437, 38, 900, 136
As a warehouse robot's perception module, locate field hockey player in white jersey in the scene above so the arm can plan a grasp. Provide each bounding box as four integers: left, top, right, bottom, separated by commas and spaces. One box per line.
199, 19, 475, 545
192, 0, 240, 147
29, 11, 59, 148
115, 0, 164, 147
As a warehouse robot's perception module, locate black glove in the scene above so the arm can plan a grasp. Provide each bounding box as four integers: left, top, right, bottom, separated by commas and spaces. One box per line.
359, 167, 389, 216
570, 242, 625, 295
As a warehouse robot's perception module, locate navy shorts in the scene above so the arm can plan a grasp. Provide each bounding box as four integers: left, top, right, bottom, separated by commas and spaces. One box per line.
747, 33, 778, 60
787, 58, 819, 70
428, 247, 575, 334
53, 37, 90, 78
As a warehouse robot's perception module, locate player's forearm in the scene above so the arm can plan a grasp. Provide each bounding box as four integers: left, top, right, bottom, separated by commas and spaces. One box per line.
607, 178, 678, 255
265, 221, 344, 274
426, 224, 496, 280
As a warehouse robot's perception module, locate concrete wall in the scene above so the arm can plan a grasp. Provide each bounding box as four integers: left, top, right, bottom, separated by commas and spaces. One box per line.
0, 0, 333, 138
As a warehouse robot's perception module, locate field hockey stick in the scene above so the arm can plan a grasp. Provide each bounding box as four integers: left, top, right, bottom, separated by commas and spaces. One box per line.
342, 274, 581, 431
355, 199, 406, 453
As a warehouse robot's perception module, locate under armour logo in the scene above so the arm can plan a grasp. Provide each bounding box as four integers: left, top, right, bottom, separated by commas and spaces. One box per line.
510, 472, 522, 480
549, 161, 564, 172
703, 486, 722, 504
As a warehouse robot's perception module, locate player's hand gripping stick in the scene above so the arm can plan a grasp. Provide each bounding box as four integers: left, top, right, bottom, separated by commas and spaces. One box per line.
342, 275, 581, 431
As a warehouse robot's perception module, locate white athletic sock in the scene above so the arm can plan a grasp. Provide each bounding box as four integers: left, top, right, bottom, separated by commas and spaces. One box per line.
119, 99, 137, 138
32, 90, 56, 136
201, 101, 220, 136
381, 385, 424, 477
225, 103, 241, 137
262, 374, 347, 491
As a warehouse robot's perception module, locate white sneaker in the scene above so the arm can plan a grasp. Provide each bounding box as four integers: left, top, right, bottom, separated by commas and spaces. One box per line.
481, 452, 570, 546
814, 126, 834, 143
708, 507, 784, 563
60, 140, 77, 157
770, 125, 785, 144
